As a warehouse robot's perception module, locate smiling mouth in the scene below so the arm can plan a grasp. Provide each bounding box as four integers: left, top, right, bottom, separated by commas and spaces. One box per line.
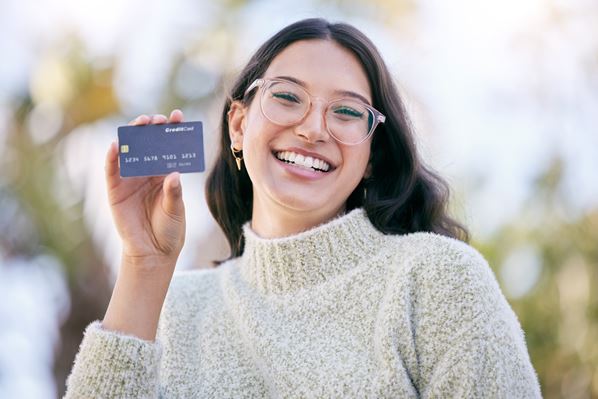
274, 151, 332, 172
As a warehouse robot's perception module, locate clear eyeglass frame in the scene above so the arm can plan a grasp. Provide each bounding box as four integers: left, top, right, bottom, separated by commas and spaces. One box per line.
243, 78, 386, 145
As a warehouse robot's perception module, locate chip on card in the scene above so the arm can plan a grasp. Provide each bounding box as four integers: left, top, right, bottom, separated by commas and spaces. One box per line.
117, 121, 205, 178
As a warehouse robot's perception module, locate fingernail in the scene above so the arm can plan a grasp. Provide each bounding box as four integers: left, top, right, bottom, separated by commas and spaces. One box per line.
172, 173, 180, 188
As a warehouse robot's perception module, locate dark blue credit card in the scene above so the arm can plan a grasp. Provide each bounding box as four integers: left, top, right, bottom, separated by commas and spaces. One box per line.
117, 121, 205, 178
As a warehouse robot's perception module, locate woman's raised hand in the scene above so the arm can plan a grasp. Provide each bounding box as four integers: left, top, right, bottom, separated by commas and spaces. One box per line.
102, 110, 187, 341
105, 110, 186, 272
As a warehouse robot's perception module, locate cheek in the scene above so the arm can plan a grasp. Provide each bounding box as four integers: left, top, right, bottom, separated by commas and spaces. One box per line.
241, 135, 265, 180
344, 147, 371, 179
240, 123, 279, 179
242, 109, 275, 151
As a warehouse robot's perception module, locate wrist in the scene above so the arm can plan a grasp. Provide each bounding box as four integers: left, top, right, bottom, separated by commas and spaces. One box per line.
121, 252, 178, 275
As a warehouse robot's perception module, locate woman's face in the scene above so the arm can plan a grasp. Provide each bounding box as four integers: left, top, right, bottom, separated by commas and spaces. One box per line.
230, 39, 373, 233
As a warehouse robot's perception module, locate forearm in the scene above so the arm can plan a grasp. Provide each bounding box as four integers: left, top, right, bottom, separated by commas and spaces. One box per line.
102, 256, 176, 341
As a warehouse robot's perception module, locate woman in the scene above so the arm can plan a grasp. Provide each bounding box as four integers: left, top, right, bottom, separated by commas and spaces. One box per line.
65, 18, 541, 398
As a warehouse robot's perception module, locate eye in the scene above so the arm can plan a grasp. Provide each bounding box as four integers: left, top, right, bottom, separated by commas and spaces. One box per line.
333, 106, 364, 119
272, 92, 301, 103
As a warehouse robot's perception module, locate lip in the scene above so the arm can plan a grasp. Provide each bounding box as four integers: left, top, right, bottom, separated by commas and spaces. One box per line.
272, 146, 337, 170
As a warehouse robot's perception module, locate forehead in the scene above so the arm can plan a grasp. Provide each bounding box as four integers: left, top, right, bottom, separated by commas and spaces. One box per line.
263, 39, 372, 102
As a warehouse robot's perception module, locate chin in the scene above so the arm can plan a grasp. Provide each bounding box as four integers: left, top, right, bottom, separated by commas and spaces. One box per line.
274, 193, 327, 212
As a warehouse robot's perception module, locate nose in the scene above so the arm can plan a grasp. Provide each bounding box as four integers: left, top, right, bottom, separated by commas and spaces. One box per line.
294, 100, 329, 143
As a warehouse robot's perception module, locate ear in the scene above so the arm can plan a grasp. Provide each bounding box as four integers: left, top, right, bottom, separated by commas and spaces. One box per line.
228, 100, 247, 150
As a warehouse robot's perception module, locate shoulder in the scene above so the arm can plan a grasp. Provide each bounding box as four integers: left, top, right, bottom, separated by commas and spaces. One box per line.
170, 266, 221, 289
383, 231, 494, 285
379, 232, 506, 320
162, 261, 237, 317
390, 231, 485, 266
157, 261, 239, 341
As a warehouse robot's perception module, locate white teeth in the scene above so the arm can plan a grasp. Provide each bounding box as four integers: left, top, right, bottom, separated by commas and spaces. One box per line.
275, 151, 331, 172
304, 157, 313, 168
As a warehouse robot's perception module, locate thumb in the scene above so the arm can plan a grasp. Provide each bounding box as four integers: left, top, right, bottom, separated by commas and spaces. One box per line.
162, 172, 184, 219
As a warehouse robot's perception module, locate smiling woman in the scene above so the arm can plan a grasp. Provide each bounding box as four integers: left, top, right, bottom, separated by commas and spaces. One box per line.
64, 18, 542, 398
225, 39, 377, 239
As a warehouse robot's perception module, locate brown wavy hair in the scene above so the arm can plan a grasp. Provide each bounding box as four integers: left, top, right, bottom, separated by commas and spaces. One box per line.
206, 18, 469, 260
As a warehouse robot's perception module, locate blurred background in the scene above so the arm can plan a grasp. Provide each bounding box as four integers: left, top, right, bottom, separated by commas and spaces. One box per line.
0, 0, 596, 397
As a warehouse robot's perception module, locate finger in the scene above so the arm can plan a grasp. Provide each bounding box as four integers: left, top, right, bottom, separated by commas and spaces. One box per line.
161, 172, 184, 219
150, 175, 166, 185
129, 114, 151, 126
151, 114, 168, 124
168, 109, 184, 123
105, 141, 121, 188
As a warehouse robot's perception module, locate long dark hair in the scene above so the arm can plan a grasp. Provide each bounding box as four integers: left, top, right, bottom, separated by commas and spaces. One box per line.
206, 18, 469, 260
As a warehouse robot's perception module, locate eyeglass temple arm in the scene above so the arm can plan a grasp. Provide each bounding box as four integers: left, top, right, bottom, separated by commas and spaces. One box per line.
244, 79, 264, 96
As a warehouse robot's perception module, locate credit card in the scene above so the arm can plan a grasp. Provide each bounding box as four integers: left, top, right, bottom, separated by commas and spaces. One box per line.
117, 121, 205, 178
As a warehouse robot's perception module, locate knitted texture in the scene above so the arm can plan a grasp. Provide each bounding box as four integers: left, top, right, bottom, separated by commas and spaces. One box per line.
64, 208, 542, 398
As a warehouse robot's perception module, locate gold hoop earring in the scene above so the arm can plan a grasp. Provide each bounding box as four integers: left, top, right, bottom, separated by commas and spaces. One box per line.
230, 144, 243, 171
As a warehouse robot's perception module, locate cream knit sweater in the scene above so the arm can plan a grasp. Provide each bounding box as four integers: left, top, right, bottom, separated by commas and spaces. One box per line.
65, 208, 541, 398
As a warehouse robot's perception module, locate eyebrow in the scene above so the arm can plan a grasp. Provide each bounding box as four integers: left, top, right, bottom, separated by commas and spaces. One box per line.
274, 75, 372, 105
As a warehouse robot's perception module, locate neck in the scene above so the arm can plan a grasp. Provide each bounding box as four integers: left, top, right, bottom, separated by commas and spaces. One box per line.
251, 197, 346, 239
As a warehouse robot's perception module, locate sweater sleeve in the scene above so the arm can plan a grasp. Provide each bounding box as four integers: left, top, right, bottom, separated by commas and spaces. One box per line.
63, 321, 162, 398
409, 236, 542, 398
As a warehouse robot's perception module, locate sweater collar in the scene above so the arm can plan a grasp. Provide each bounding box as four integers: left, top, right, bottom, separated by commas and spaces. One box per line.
239, 208, 384, 295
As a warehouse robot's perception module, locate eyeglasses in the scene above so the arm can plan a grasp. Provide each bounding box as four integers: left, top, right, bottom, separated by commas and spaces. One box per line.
244, 78, 386, 145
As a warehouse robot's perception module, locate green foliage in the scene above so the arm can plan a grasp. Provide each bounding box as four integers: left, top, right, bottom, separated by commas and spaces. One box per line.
477, 158, 598, 398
